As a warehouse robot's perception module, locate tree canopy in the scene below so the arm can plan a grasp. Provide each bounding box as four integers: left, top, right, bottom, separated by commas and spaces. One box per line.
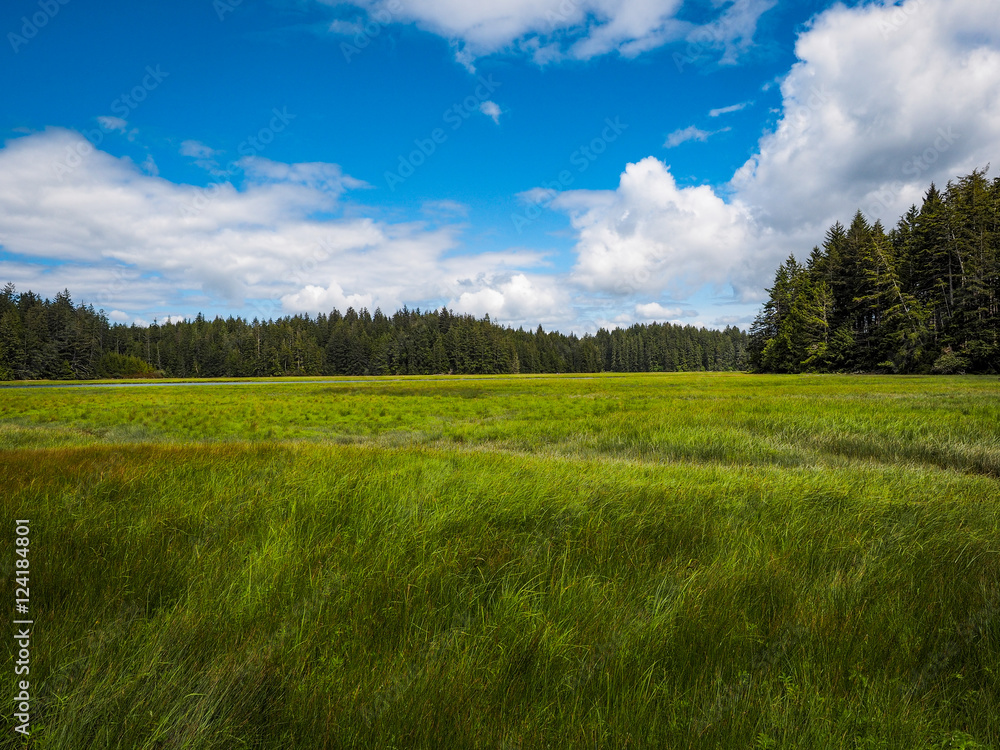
0, 285, 747, 380
749, 168, 999, 374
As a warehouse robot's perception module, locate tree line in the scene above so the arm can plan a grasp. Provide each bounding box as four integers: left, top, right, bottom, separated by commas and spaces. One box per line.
749, 168, 999, 374
0, 285, 748, 380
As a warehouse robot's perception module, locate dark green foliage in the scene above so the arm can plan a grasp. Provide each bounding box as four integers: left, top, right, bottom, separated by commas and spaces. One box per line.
748, 256, 834, 373
0, 286, 108, 380
931, 348, 970, 374
0, 287, 748, 379
750, 168, 1000, 373
97, 352, 159, 379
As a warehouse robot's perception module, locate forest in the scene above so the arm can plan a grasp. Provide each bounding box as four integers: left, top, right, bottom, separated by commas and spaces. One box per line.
749, 168, 1000, 374
0, 285, 747, 379
5, 167, 996, 381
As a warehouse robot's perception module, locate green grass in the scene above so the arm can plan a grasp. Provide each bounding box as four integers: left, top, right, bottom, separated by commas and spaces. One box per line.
2, 373, 999, 748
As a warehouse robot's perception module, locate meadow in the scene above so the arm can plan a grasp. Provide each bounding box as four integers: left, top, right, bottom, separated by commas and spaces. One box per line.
1, 372, 998, 749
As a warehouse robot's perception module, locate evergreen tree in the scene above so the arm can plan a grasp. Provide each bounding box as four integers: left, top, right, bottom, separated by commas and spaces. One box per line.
0, 286, 750, 379
750, 166, 999, 373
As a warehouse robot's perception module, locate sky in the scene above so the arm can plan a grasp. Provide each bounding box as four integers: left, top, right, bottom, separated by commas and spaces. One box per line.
1, 0, 998, 334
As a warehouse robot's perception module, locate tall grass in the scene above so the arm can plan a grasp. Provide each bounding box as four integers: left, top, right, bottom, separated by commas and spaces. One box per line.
1, 373, 998, 748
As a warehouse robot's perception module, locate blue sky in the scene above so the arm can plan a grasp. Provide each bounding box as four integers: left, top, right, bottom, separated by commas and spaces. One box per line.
2, 0, 998, 332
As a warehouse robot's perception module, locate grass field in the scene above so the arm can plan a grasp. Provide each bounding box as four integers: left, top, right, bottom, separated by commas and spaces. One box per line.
2, 373, 999, 749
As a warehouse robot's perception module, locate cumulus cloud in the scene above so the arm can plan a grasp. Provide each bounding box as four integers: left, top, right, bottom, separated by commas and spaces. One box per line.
635, 302, 693, 320
450, 273, 571, 326
732, 0, 1000, 232
542, 0, 1000, 307
551, 157, 757, 297
0, 129, 549, 322
280, 280, 373, 314
327, 0, 776, 66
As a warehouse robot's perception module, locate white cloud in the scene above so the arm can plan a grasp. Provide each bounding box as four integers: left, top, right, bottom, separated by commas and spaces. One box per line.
479, 100, 502, 124
106, 309, 162, 327
329, 0, 776, 66
281, 280, 373, 313
664, 126, 710, 148
0, 129, 549, 323
663, 125, 730, 148
635, 302, 689, 320
552, 157, 757, 297
450, 273, 570, 326
709, 101, 751, 117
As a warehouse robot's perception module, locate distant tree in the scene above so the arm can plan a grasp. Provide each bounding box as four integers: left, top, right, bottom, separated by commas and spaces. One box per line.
0, 285, 750, 379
